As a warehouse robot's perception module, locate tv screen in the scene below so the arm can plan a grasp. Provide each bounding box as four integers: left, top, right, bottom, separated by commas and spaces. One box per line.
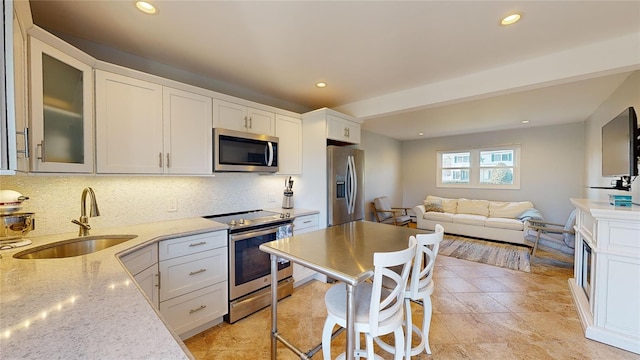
602, 107, 638, 177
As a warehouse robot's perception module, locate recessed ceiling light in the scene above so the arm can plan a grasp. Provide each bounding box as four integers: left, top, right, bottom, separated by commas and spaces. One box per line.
418, 132, 424, 136
521, 120, 530, 124
501, 13, 521, 26
136, 1, 157, 14
316, 82, 327, 88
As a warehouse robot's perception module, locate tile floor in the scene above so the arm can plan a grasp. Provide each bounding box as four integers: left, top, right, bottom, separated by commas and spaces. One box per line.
184, 253, 639, 360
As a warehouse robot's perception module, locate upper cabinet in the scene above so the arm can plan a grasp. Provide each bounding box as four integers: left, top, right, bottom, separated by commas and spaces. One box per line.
326, 113, 361, 144
275, 114, 302, 175
95, 70, 163, 174
162, 87, 213, 175
213, 99, 275, 136
95, 70, 213, 175
29, 37, 94, 172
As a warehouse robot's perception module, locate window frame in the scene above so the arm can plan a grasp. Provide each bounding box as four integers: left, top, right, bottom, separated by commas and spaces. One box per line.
436, 145, 521, 189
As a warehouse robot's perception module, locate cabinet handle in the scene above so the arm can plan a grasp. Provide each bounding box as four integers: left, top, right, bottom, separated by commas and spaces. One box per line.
303, 220, 312, 224
158, 152, 163, 168
155, 272, 160, 288
248, 117, 253, 129
16, 127, 29, 158
37, 140, 45, 161
189, 241, 207, 247
243, 116, 248, 129
189, 305, 207, 314
166, 153, 170, 168
189, 268, 207, 275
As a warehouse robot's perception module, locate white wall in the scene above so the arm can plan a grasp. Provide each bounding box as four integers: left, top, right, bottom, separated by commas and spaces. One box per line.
401, 123, 585, 223
0, 173, 295, 237
360, 130, 403, 220
584, 71, 640, 202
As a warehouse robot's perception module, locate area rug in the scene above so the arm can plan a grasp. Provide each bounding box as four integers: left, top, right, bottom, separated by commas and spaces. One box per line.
439, 234, 532, 273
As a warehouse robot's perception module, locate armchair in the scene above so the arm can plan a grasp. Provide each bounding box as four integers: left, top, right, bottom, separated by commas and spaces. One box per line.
524, 209, 576, 259
371, 196, 411, 226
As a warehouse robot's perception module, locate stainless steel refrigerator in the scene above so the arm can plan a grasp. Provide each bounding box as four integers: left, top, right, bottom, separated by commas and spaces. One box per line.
327, 145, 364, 226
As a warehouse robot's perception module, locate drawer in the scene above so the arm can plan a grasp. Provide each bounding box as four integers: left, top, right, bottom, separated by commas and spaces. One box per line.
159, 247, 227, 301
159, 231, 227, 260
293, 214, 319, 233
120, 243, 158, 276
159, 282, 228, 336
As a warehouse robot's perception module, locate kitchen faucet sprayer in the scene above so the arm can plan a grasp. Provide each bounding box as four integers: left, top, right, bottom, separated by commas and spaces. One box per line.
71, 187, 100, 236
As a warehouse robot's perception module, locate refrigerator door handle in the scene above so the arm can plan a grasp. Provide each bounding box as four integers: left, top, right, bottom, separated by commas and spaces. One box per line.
350, 155, 357, 215
345, 156, 352, 214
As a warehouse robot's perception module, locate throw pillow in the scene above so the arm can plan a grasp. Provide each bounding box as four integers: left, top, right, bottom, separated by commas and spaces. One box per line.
423, 199, 444, 212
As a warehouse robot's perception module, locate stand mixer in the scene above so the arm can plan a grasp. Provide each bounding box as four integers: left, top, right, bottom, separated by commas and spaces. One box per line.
0, 190, 35, 250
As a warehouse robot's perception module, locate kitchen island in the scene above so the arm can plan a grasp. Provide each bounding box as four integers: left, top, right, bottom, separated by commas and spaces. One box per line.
260, 220, 427, 359
0, 217, 227, 359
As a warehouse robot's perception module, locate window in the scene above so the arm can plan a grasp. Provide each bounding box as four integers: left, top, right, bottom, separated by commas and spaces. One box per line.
437, 145, 520, 189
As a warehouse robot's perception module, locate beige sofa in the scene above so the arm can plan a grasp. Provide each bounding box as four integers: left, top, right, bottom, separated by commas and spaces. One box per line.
414, 195, 538, 245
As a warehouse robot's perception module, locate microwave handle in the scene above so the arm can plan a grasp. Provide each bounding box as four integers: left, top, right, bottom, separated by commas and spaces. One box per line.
265, 142, 274, 166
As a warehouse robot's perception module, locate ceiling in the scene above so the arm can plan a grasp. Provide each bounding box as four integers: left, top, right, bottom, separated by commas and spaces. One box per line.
28, 1, 640, 140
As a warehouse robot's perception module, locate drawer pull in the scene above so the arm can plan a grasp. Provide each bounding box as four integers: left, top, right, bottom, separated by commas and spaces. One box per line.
189, 268, 207, 275
303, 220, 312, 224
189, 241, 207, 247
189, 305, 207, 314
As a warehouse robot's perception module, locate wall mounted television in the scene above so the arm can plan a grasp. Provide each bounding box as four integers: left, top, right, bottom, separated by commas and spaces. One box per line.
601, 106, 638, 190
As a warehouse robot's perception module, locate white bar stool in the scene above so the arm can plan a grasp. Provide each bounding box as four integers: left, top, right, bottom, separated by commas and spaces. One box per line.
375, 224, 444, 358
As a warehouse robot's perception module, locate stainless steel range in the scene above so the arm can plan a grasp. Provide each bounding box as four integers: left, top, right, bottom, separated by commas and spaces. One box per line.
204, 210, 294, 323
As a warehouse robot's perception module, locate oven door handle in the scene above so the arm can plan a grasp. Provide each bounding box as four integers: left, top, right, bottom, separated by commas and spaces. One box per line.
230, 226, 280, 241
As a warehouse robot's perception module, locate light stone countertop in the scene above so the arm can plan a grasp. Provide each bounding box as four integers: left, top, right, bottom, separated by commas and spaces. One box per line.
0, 217, 228, 360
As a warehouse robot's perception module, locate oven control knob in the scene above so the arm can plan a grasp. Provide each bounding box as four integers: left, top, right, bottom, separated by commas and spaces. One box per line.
239, 218, 245, 224
280, 213, 284, 218
229, 220, 236, 226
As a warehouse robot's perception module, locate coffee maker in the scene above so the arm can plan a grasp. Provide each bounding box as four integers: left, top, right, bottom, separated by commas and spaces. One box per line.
282, 177, 294, 209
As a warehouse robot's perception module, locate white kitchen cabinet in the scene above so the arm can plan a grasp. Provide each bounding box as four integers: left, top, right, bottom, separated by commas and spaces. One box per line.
12, 9, 28, 172
213, 98, 275, 136
28, 36, 94, 172
292, 213, 320, 286
569, 199, 640, 354
275, 114, 302, 175
300, 108, 363, 228
327, 113, 360, 144
162, 86, 213, 174
158, 231, 228, 339
158, 247, 227, 301
134, 265, 160, 308
95, 70, 163, 174
120, 243, 159, 308
96, 71, 213, 174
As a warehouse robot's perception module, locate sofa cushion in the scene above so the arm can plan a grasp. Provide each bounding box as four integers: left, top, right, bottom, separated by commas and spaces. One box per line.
456, 199, 490, 217
489, 201, 534, 218
425, 196, 457, 213
423, 211, 454, 223
485, 217, 525, 231
452, 214, 486, 226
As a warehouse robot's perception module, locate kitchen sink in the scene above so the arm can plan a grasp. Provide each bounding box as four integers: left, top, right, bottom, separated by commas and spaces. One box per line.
13, 234, 138, 259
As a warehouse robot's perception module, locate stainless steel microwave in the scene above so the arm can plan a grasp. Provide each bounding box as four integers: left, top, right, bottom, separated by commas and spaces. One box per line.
213, 128, 279, 172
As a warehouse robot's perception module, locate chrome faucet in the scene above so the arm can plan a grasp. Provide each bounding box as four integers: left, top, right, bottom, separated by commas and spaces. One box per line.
71, 187, 101, 236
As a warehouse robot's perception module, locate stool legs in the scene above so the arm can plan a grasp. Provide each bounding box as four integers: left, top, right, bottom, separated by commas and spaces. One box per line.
421, 296, 433, 355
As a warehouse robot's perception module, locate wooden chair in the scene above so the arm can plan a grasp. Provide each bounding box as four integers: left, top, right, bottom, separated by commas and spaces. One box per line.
376, 224, 444, 357
321, 236, 417, 360
371, 196, 411, 226
524, 209, 576, 259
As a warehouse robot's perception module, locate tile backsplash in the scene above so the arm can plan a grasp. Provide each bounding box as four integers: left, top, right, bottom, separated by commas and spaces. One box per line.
1, 173, 294, 237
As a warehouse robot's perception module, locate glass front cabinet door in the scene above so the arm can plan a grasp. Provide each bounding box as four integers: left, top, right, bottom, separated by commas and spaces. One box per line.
29, 37, 93, 172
